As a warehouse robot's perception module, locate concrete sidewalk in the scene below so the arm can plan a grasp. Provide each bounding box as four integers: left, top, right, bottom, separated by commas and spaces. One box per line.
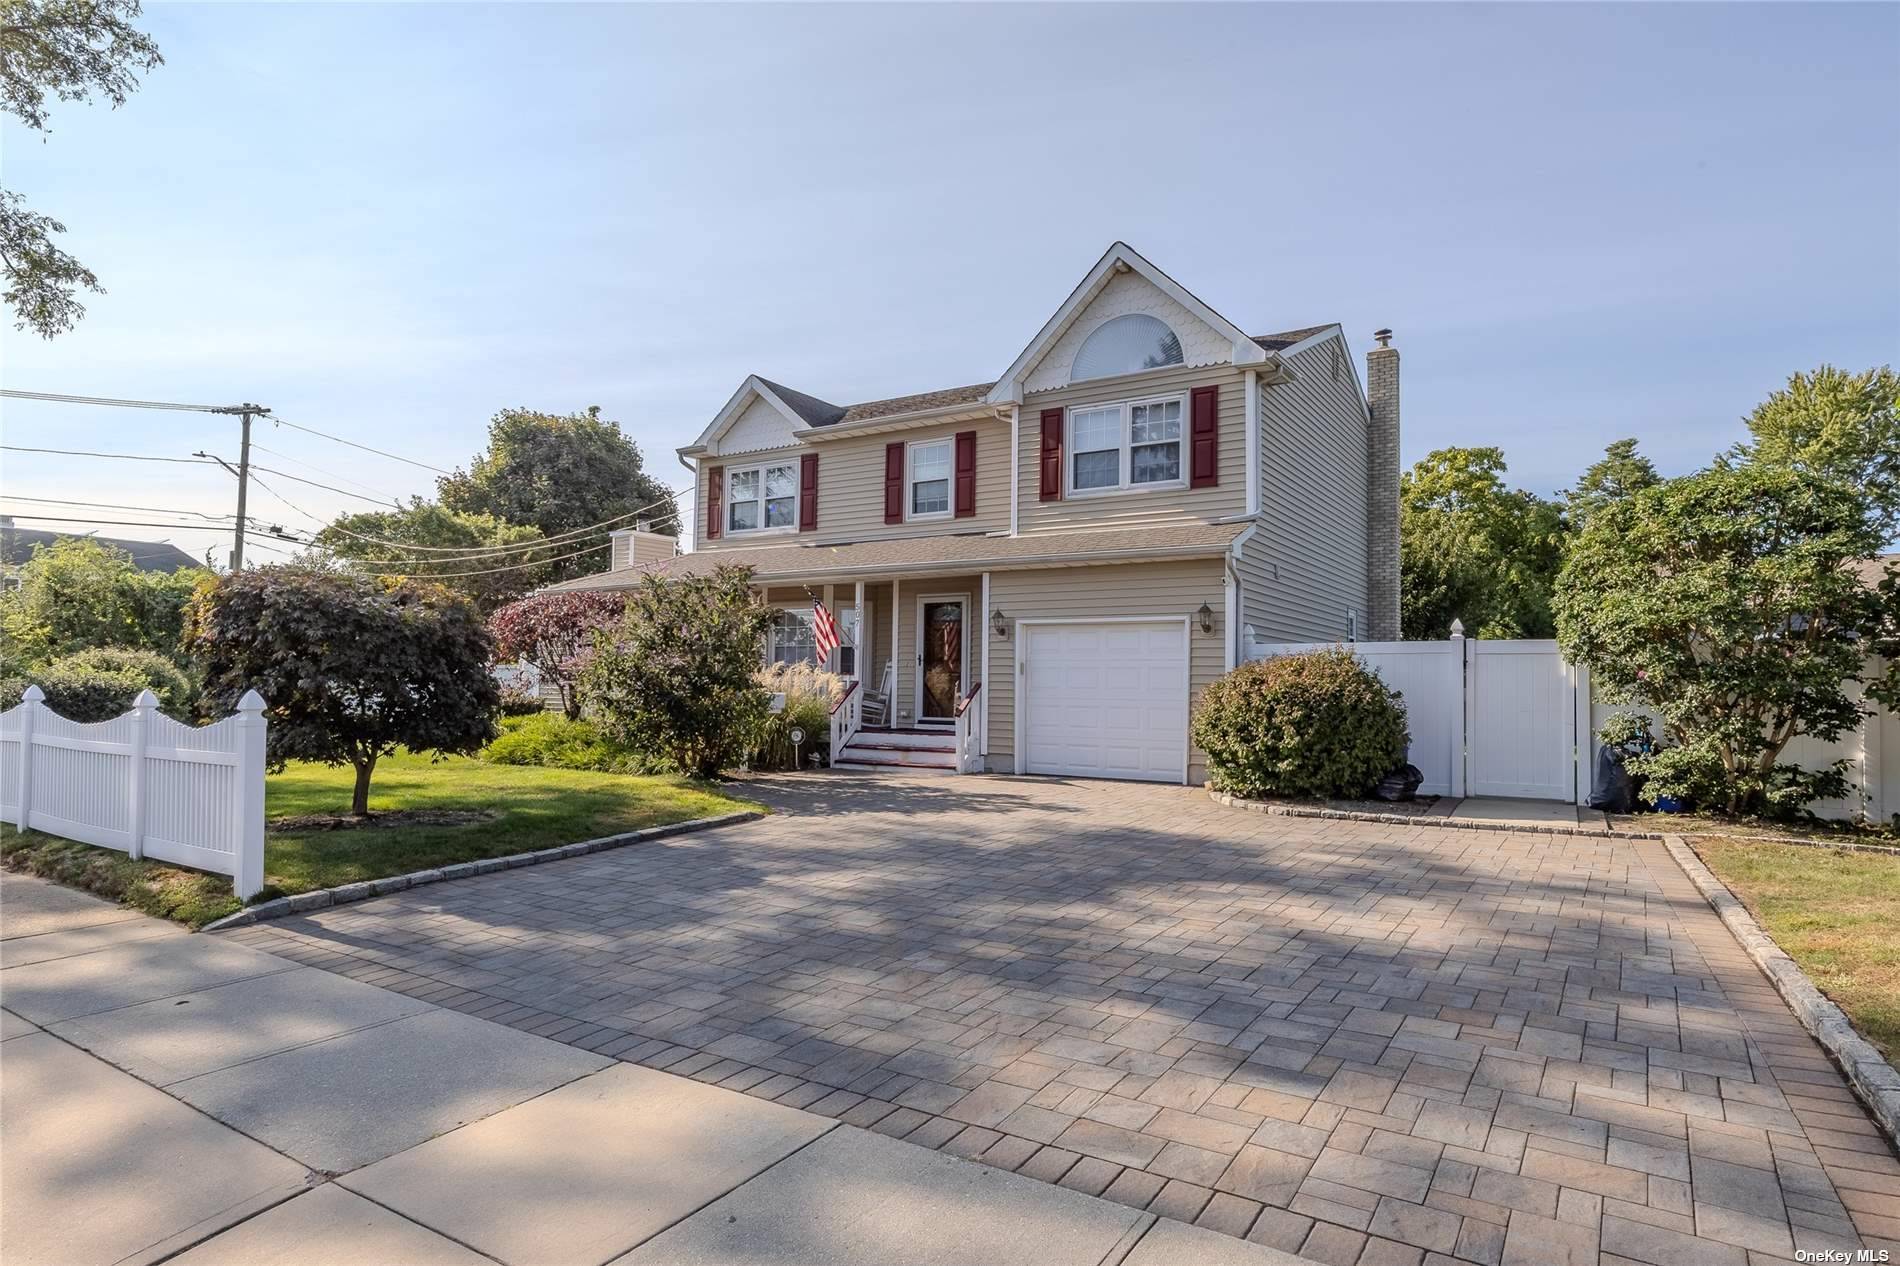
0, 872, 1303, 1266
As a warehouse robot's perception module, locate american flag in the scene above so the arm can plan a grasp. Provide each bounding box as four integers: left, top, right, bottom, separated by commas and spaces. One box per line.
812, 598, 841, 666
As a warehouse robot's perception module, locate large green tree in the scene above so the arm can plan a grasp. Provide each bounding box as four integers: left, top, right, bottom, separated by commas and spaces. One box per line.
438, 406, 676, 580
1564, 438, 1661, 528
1727, 365, 1900, 538
1555, 464, 1900, 818
578, 567, 770, 778
0, 537, 205, 664
0, 0, 162, 336
185, 567, 499, 815
1399, 447, 1565, 639
314, 500, 550, 614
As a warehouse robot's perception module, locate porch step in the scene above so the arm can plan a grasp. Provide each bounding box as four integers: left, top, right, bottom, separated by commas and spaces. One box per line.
848, 730, 957, 752
833, 743, 957, 770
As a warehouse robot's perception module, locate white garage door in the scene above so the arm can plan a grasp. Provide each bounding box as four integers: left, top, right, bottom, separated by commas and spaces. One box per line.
1023, 621, 1188, 783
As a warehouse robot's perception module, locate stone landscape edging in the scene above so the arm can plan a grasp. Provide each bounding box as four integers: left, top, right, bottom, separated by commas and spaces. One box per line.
201, 809, 765, 933
1205, 787, 1664, 840
1661, 832, 1900, 1147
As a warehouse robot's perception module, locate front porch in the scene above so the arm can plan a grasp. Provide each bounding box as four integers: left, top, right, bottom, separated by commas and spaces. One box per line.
757, 574, 988, 774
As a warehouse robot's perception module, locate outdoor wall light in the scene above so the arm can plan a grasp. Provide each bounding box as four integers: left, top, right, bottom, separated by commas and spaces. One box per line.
990, 608, 1008, 639
1197, 602, 1215, 635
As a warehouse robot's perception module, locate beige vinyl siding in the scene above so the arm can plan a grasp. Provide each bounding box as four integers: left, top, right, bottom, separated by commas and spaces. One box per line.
1249, 335, 1371, 641
693, 417, 1009, 553
1016, 363, 1248, 535
985, 559, 1227, 783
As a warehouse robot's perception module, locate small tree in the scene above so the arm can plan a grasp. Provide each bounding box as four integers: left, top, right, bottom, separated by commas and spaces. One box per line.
1564, 438, 1661, 528
487, 590, 627, 719
1555, 464, 1900, 817
185, 567, 499, 815
578, 566, 770, 778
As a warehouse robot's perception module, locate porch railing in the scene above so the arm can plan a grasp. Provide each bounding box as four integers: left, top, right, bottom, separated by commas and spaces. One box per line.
828, 678, 862, 766
953, 682, 983, 774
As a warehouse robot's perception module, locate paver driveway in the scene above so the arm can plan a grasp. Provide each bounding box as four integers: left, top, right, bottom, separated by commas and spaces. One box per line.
230, 773, 1900, 1265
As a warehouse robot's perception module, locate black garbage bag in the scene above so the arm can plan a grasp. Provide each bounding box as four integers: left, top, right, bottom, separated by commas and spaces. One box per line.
1374, 764, 1423, 802
1586, 744, 1635, 813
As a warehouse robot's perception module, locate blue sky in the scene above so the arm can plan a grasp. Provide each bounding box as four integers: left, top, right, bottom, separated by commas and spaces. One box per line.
2, 2, 1895, 566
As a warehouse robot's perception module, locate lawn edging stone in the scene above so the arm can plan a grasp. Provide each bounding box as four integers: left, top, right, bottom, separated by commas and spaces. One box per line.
201, 809, 764, 933
1661, 832, 1900, 1147
1204, 788, 1664, 840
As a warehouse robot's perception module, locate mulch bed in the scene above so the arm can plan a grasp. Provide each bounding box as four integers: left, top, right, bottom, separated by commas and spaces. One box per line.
269, 809, 500, 832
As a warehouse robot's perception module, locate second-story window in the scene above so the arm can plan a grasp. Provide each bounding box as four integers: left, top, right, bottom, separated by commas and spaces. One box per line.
908, 439, 952, 519
728, 462, 797, 533
1068, 394, 1185, 494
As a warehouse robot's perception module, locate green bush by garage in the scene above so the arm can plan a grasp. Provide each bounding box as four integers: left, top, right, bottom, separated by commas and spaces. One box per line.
1192, 647, 1409, 800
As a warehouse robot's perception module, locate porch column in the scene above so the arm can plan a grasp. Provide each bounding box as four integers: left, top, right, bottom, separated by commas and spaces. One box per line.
854, 580, 866, 678
891, 577, 901, 725
979, 572, 991, 758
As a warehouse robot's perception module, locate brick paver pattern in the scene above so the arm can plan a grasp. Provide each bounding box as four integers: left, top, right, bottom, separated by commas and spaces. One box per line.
231, 774, 1900, 1265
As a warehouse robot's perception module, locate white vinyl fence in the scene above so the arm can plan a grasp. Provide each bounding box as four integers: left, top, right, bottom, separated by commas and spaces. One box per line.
1244, 626, 1897, 821
1, 686, 266, 898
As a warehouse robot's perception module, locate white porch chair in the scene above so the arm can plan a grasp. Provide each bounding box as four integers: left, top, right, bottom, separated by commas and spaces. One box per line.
859, 661, 894, 727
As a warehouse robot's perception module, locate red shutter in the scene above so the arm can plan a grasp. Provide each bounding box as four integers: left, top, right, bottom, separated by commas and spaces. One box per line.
954, 430, 977, 518
1190, 385, 1220, 488
706, 465, 723, 539
798, 453, 819, 532
1038, 408, 1063, 501
883, 442, 905, 523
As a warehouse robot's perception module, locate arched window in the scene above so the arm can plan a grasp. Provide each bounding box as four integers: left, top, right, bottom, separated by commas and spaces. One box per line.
1071, 313, 1184, 382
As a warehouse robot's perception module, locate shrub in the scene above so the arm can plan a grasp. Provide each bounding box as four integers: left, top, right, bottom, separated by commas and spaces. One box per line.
1191, 648, 1409, 799
0, 648, 195, 723
578, 567, 771, 778
752, 662, 845, 770
487, 591, 627, 719
482, 712, 659, 773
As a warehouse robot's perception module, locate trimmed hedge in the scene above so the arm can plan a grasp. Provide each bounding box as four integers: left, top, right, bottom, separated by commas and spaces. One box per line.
482, 712, 662, 774
0, 648, 196, 723
1191, 647, 1408, 799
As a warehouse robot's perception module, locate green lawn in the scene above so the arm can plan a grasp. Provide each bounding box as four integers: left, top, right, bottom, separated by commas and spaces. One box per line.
3, 752, 762, 928
1695, 837, 1900, 1060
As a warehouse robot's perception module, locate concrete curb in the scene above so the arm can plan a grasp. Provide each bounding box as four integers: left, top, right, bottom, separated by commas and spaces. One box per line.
201, 810, 765, 933
1205, 788, 1664, 840
1661, 833, 1900, 1148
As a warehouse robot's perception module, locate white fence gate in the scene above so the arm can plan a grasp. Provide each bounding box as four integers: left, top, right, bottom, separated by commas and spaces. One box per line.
1, 686, 267, 898
1247, 627, 1587, 804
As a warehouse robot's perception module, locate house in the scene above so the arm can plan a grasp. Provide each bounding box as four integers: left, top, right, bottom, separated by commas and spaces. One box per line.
0, 517, 201, 590
548, 243, 1399, 783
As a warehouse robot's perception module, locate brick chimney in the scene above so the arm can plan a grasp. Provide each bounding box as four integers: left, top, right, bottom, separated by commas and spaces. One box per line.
1365, 329, 1400, 640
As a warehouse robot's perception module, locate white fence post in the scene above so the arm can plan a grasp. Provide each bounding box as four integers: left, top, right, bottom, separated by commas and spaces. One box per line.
127, 689, 156, 859
1573, 664, 1593, 807
232, 690, 267, 900
1448, 621, 1468, 799
15, 685, 42, 835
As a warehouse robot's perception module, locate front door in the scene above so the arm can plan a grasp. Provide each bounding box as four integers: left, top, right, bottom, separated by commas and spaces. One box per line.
916, 597, 966, 722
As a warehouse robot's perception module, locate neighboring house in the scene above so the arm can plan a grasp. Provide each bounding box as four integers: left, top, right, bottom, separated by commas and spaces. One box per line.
547, 243, 1399, 783
0, 517, 201, 590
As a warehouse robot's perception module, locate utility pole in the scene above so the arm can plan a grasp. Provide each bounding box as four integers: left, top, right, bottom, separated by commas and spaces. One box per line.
232, 405, 257, 570
192, 402, 269, 571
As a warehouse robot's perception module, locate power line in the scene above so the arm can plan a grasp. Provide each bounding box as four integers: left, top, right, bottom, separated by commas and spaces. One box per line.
0, 388, 256, 414
349, 537, 614, 580
267, 416, 452, 475
0, 512, 311, 541
2, 444, 217, 465
249, 470, 684, 561
248, 442, 407, 506
1, 494, 246, 522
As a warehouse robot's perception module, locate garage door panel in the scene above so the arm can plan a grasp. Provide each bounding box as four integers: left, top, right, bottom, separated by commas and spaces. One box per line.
1024, 620, 1187, 783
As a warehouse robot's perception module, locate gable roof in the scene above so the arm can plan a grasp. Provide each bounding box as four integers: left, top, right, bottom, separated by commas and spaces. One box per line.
985, 242, 1274, 404
0, 523, 199, 573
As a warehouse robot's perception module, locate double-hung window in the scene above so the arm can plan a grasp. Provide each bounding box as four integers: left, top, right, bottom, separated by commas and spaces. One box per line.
727, 461, 798, 534
767, 608, 818, 666
1068, 395, 1185, 494
908, 439, 952, 519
